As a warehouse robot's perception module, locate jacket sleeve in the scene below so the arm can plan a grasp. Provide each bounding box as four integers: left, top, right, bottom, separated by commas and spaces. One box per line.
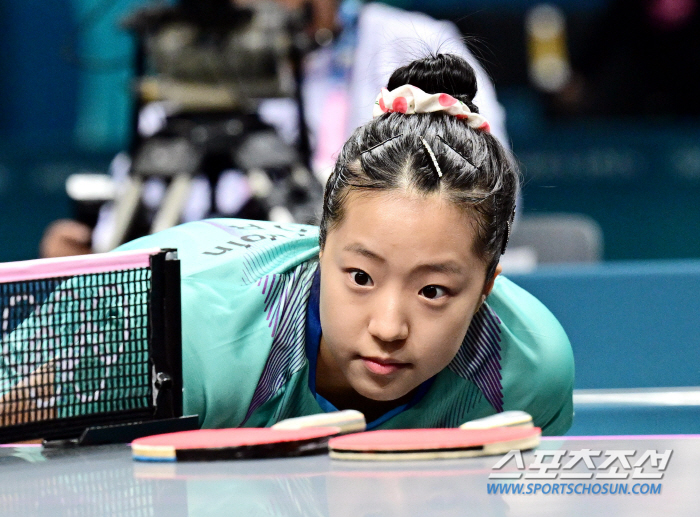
487, 276, 575, 436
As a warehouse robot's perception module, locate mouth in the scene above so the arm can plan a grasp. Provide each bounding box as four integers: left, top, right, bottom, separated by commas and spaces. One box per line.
360, 356, 410, 376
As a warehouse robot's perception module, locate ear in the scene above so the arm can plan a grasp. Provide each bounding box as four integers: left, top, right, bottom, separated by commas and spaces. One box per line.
481, 263, 502, 301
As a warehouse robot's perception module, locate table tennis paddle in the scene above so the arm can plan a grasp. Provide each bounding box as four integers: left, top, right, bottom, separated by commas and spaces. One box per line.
132, 427, 340, 462
328, 426, 541, 461
271, 409, 366, 434
459, 411, 533, 430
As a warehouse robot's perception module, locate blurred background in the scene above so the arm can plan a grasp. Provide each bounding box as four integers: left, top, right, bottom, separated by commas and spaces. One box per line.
2, 0, 700, 263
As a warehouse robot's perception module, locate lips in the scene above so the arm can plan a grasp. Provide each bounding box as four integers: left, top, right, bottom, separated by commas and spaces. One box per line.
361, 357, 410, 375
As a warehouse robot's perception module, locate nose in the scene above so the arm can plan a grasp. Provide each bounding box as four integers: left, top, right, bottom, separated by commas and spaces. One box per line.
367, 289, 409, 344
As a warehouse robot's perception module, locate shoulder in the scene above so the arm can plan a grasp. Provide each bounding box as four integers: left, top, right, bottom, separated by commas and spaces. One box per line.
116, 218, 320, 279
116, 219, 320, 428
433, 275, 573, 434
489, 276, 573, 368
488, 276, 575, 435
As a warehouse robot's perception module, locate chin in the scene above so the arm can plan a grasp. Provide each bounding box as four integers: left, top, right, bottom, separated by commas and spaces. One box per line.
353, 380, 412, 402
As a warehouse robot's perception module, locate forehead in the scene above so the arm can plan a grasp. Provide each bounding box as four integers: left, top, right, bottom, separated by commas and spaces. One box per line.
327, 189, 483, 269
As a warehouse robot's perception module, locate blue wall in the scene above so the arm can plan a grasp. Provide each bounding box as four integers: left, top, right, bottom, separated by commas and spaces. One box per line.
509, 261, 700, 389
0, 1, 145, 262
0, 2, 80, 150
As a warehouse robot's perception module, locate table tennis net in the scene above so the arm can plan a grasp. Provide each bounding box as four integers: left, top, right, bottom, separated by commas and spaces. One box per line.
0, 248, 181, 442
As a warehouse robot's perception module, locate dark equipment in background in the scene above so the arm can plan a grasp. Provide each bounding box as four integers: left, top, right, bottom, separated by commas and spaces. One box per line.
84, 0, 323, 252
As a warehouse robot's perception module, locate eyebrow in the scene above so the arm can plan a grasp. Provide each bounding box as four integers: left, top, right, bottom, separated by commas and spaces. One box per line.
342, 243, 464, 275
413, 262, 464, 275
343, 243, 385, 263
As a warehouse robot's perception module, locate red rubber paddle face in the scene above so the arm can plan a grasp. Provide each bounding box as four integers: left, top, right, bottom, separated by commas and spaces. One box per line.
329, 427, 541, 458
132, 427, 340, 462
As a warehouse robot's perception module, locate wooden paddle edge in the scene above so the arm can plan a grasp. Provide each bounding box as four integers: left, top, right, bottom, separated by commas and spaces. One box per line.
132, 434, 334, 462
329, 433, 541, 461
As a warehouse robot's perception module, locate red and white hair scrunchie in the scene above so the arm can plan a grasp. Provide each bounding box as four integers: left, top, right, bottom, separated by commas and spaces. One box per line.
373, 84, 490, 132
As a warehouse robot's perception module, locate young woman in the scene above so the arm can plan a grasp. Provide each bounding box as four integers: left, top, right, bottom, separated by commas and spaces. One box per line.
118, 54, 574, 435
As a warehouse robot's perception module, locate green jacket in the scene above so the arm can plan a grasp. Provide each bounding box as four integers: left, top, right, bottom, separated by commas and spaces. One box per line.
118, 219, 574, 435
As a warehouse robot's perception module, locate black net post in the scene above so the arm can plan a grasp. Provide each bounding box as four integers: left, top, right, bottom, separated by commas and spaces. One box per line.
148, 249, 183, 420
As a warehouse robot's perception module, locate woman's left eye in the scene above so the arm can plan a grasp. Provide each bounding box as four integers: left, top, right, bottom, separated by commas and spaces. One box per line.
419, 285, 448, 300
349, 269, 373, 287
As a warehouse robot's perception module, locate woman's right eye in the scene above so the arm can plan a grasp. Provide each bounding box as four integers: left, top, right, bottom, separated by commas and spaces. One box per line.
349, 270, 373, 287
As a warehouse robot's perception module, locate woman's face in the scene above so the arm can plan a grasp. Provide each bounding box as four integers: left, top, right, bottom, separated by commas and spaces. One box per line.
318, 189, 498, 403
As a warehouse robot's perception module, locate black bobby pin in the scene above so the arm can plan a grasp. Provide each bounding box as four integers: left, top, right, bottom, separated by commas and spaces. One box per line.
436, 135, 479, 173
501, 206, 516, 255
361, 133, 404, 155
501, 220, 512, 255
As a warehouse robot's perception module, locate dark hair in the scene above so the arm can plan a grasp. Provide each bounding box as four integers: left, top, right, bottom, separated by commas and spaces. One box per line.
319, 53, 519, 281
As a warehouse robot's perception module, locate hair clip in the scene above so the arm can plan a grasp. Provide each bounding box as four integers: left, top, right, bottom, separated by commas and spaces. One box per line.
501, 220, 512, 255
501, 206, 516, 255
419, 136, 442, 178
373, 84, 491, 132
435, 135, 479, 173
361, 133, 404, 155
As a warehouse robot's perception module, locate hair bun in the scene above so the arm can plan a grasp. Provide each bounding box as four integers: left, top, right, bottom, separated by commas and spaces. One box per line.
387, 54, 479, 112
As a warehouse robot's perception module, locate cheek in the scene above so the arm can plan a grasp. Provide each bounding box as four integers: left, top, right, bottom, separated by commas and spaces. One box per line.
318, 270, 361, 350
414, 308, 473, 371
